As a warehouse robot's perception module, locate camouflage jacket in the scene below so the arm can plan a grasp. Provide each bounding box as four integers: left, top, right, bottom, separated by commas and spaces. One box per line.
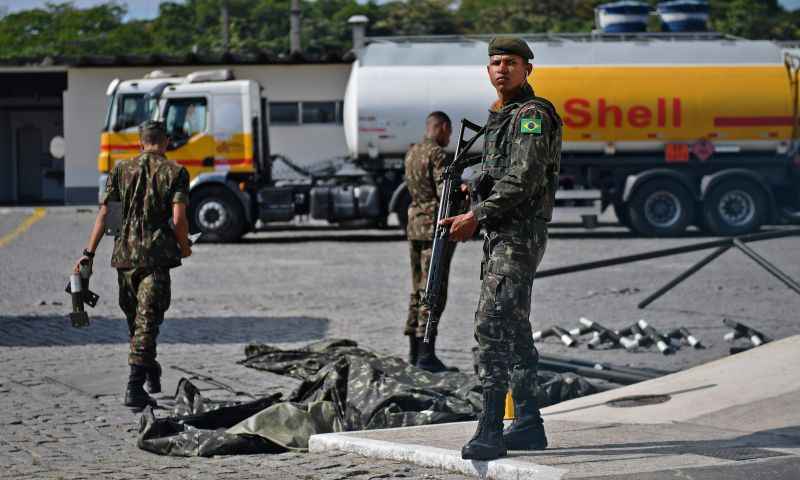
472, 83, 562, 240
404, 137, 447, 241
101, 152, 190, 269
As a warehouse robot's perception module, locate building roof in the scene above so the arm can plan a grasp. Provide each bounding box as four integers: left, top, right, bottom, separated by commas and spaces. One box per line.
0, 50, 353, 68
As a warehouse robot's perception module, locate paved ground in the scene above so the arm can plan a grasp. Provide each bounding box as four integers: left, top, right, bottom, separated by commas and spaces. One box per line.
1, 206, 799, 479
311, 336, 800, 479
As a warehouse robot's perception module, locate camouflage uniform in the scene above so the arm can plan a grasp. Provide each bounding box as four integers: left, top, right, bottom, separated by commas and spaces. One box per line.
471, 83, 562, 397
404, 137, 456, 338
101, 151, 189, 367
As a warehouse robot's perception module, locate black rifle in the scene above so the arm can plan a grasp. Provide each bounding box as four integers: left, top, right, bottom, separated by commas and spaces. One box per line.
423, 119, 485, 343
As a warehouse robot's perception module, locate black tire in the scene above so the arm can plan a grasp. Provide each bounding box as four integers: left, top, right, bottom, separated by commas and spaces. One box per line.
613, 202, 631, 229
702, 178, 767, 236
627, 179, 695, 237
189, 186, 246, 242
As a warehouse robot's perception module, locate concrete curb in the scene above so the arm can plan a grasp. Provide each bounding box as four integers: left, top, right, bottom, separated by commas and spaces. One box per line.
309, 432, 566, 480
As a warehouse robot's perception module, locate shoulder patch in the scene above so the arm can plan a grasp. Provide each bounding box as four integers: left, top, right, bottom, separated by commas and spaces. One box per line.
520, 111, 543, 135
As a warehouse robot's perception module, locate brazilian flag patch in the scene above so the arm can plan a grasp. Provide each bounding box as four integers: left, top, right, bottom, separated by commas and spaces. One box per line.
520, 113, 542, 134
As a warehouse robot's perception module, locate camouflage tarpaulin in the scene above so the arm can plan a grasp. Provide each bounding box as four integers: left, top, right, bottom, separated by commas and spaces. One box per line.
137, 339, 597, 456
240, 339, 597, 430
137, 378, 287, 456
137, 377, 342, 456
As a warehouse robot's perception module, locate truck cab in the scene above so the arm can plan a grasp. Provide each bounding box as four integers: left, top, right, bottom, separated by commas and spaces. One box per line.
98, 71, 184, 189
99, 69, 271, 241
98, 69, 414, 242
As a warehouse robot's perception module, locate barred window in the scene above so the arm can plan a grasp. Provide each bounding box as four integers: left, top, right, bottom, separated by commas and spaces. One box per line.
269, 102, 299, 124
269, 101, 343, 125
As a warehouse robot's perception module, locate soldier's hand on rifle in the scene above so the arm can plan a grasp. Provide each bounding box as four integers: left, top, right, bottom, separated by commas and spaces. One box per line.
440, 211, 478, 242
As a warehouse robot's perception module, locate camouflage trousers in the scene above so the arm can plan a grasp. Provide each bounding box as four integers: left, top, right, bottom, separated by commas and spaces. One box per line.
406, 240, 456, 338
117, 267, 171, 367
474, 222, 548, 396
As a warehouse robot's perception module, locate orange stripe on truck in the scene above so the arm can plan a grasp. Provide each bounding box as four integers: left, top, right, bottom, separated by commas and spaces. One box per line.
100, 144, 140, 151
176, 158, 251, 166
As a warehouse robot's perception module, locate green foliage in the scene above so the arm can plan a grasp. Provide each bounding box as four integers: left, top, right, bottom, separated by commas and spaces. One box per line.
709, 0, 800, 39
371, 0, 461, 36
0, 0, 796, 60
459, 0, 598, 34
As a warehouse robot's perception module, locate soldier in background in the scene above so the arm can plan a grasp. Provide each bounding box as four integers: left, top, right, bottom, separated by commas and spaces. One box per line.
440, 37, 563, 460
74, 120, 192, 409
404, 111, 458, 373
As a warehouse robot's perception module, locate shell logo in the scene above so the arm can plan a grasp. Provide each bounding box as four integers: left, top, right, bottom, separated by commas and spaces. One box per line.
563, 97, 682, 129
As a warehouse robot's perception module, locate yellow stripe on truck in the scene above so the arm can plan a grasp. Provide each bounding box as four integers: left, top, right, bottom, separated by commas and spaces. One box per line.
531, 65, 793, 144
98, 131, 255, 180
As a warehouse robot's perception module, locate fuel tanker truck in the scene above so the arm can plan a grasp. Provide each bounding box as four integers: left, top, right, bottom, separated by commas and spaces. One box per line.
97, 34, 800, 241
347, 34, 800, 237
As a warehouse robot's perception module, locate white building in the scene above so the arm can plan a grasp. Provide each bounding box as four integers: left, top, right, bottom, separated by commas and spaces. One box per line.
0, 56, 352, 204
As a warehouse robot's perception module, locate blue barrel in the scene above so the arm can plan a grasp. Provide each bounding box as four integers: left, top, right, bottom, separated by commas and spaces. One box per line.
595, 1, 651, 33
657, 0, 710, 32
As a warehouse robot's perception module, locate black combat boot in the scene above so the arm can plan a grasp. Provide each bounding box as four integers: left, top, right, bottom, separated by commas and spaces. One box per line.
145, 361, 162, 394
461, 389, 507, 460
408, 336, 420, 366
503, 395, 548, 450
415, 335, 458, 373
125, 365, 157, 409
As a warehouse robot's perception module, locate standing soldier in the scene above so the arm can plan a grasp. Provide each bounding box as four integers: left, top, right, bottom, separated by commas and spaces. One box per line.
440, 37, 562, 460
74, 120, 192, 409
404, 111, 457, 372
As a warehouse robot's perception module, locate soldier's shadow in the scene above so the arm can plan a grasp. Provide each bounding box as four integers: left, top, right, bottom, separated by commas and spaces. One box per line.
0, 315, 329, 347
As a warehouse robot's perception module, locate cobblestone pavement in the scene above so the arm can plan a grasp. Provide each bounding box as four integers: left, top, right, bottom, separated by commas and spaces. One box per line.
1, 206, 799, 479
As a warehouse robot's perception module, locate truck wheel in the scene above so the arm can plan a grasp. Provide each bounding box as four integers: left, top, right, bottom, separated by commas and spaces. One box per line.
190, 186, 245, 242
627, 179, 694, 237
702, 178, 766, 236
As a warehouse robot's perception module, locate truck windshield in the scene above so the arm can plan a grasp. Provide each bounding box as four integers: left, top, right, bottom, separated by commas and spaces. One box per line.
164, 97, 208, 148
108, 93, 152, 131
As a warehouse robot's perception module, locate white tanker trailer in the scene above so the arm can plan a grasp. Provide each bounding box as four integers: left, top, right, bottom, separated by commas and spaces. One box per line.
344, 33, 800, 236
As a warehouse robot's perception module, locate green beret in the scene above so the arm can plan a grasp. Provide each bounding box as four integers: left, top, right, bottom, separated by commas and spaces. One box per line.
139, 120, 166, 136
488, 36, 533, 60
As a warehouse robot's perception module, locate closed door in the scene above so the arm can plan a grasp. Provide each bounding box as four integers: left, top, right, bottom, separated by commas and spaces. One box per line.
16, 125, 42, 203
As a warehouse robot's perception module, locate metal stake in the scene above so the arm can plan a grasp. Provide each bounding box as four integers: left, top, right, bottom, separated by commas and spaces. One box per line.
537, 228, 800, 279
733, 238, 800, 296
638, 245, 731, 309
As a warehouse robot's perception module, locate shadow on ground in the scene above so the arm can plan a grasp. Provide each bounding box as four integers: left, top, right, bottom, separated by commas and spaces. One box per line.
517, 426, 800, 462
505, 426, 800, 480
0, 315, 328, 347
241, 233, 407, 244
